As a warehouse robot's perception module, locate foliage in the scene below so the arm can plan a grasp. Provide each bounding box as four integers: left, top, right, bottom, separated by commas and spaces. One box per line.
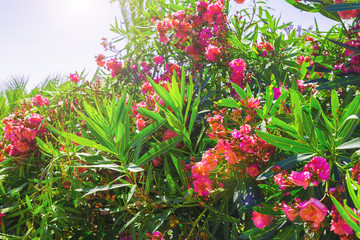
1, 0, 360, 239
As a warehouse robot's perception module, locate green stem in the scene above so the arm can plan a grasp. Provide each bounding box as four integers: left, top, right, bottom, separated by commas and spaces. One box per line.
187, 208, 207, 239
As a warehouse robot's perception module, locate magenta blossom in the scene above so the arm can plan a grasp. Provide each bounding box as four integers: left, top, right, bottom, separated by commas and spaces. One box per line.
303, 156, 330, 182
252, 211, 274, 228
69, 73, 81, 83
153, 55, 164, 65
205, 44, 221, 61
32, 94, 49, 107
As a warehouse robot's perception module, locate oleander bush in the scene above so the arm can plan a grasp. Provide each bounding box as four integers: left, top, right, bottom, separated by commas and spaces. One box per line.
1, 0, 360, 239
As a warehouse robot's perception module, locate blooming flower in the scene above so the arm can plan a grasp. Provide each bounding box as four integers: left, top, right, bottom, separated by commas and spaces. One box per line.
32, 94, 49, 107
106, 59, 122, 77
153, 55, 164, 65
299, 198, 327, 228
288, 171, 313, 189
193, 177, 213, 196
246, 164, 259, 177
282, 203, 299, 222
252, 211, 274, 228
303, 156, 330, 182
247, 97, 260, 109
205, 44, 221, 61
70, 73, 81, 83
95, 54, 105, 67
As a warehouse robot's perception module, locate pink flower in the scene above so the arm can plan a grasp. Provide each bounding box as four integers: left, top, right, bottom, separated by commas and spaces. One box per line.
331, 218, 354, 237
282, 203, 299, 222
22, 128, 37, 141
252, 211, 274, 228
136, 118, 146, 130
334, 1, 359, 19
229, 58, 247, 72
32, 94, 49, 107
202, 150, 218, 170
215, 139, 230, 154
13, 140, 29, 153
339, 10, 359, 19
247, 97, 260, 109
235, 0, 245, 3
0, 212, 5, 227
240, 124, 251, 134
297, 79, 305, 90
246, 164, 259, 177
153, 55, 164, 65
231, 129, 242, 139
299, 198, 327, 228
28, 114, 43, 125
95, 54, 105, 67
193, 177, 213, 196
106, 59, 122, 77
70, 73, 81, 83
162, 129, 178, 141
330, 203, 357, 237
274, 171, 290, 191
303, 156, 330, 182
240, 135, 257, 154
273, 87, 281, 100
152, 158, 161, 167
192, 162, 211, 179
288, 171, 313, 189
224, 147, 238, 165
205, 44, 221, 61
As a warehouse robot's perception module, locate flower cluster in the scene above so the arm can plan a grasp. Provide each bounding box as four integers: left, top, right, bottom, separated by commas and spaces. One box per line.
254, 42, 273, 57
190, 98, 275, 197
70, 73, 81, 83
280, 198, 327, 229
155, 0, 229, 63
32, 94, 49, 107
274, 156, 330, 191
229, 58, 248, 89
2, 113, 46, 157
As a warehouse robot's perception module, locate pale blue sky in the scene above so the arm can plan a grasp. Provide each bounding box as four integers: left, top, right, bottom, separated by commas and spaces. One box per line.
0, 0, 337, 91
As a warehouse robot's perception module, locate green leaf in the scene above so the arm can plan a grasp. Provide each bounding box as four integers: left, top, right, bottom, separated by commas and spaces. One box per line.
240, 219, 286, 239
170, 154, 187, 188
256, 131, 315, 153
25, 195, 33, 211
147, 76, 181, 119
316, 75, 360, 90
48, 126, 116, 154
231, 82, 247, 100
126, 163, 144, 172
346, 172, 360, 210
216, 99, 240, 108
128, 119, 166, 150
331, 89, 340, 119
269, 90, 289, 116
326, 3, 360, 11
337, 137, 360, 149
78, 183, 131, 197
257, 154, 315, 180
136, 135, 183, 166
119, 211, 141, 234
137, 107, 164, 122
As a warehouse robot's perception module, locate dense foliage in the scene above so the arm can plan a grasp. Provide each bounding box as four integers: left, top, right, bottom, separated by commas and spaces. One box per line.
1, 0, 360, 239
